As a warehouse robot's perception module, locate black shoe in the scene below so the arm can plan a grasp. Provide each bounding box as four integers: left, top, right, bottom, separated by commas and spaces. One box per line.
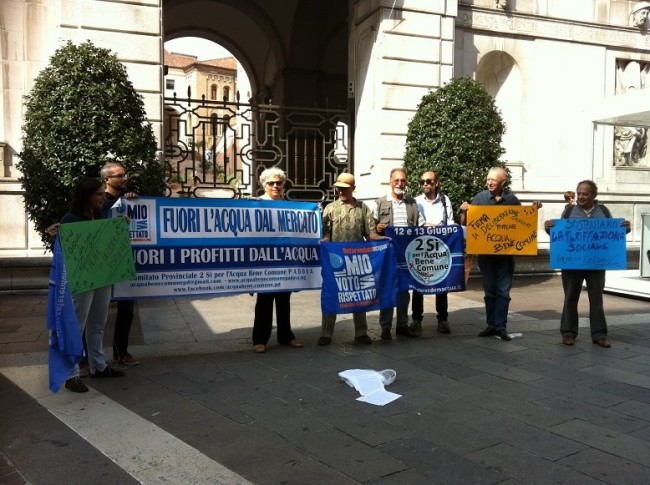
437, 320, 451, 334
396, 326, 418, 337
496, 329, 512, 341
317, 336, 332, 346
90, 366, 125, 378
65, 377, 89, 393
354, 335, 372, 345
380, 328, 392, 340
478, 327, 497, 337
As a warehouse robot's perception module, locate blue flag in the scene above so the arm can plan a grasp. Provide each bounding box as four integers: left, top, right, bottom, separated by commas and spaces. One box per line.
386, 225, 465, 294
47, 238, 84, 393
320, 240, 398, 314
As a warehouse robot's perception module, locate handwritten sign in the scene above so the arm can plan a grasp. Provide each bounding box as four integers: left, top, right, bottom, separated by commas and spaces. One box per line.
58, 217, 136, 294
466, 205, 538, 255
549, 218, 627, 270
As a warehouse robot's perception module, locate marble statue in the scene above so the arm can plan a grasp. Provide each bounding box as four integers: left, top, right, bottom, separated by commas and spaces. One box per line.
631, 2, 650, 29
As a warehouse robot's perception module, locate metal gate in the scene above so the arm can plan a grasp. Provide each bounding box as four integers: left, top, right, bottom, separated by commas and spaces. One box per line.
163, 91, 351, 202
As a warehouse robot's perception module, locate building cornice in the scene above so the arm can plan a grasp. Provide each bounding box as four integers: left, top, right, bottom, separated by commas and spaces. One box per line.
456, 6, 650, 52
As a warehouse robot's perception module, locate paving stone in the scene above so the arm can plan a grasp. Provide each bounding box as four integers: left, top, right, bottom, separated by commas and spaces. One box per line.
536, 395, 649, 434
467, 442, 601, 484
464, 414, 588, 461
579, 365, 650, 389
555, 447, 650, 484
525, 376, 628, 408
548, 419, 650, 467
254, 457, 359, 485
591, 381, 650, 404
377, 436, 507, 484
291, 428, 407, 482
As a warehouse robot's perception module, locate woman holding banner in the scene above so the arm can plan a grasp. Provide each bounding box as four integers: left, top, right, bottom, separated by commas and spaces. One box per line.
60, 177, 125, 392
251, 168, 304, 353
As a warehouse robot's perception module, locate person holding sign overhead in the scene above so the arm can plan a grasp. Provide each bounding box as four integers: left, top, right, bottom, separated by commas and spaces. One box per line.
460, 167, 542, 342
251, 168, 304, 353
60, 178, 125, 392
544, 180, 631, 348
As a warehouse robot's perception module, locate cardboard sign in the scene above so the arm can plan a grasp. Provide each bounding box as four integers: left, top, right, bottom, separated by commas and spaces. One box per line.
466, 205, 538, 255
549, 218, 627, 270
58, 217, 135, 294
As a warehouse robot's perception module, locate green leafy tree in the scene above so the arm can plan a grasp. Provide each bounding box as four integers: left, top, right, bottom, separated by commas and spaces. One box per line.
19, 40, 165, 246
403, 77, 506, 221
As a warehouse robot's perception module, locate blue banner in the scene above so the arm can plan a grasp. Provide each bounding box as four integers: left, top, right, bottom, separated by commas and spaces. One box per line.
47, 238, 84, 393
110, 197, 323, 299
549, 218, 627, 270
320, 241, 398, 314
385, 225, 465, 294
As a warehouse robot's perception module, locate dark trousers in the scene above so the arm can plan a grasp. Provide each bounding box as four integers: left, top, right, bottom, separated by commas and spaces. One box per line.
560, 269, 607, 340
112, 299, 134, 357
411, 291, 449, 322
253, 292, 295, 345
477, 255, 514, 329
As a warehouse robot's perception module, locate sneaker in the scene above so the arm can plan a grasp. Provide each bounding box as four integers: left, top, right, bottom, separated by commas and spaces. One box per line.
65, 377, 89, 393
396, 326, 417, 337
317, 336, 332, 346
380, 328, 392, 340
90, 366, 125, 378
478, 326, 497, 337
496, 329, 512, 341
437, 320, 451, 334
116, 352, 140, 366
79, 360, 90, 378
409, 320, 422, 335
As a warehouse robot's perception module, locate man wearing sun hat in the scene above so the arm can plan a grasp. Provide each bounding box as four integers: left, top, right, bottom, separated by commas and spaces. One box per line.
318, 172, 387, 345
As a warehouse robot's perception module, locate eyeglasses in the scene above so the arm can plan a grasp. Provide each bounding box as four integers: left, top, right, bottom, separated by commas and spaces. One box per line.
266, 181, 284, 187
420, 179, 436, 185
108, 173, 127, 179
392, 179, 407, 184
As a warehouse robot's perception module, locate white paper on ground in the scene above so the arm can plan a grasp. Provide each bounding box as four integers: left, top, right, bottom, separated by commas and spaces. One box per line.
356, 389, 401, 406
496, 332, 523, 340
338, 369, 402, 405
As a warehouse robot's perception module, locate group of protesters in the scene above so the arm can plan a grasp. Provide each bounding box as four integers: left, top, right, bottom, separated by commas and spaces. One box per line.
55, 164, 632, 393
256, 166, 631, 354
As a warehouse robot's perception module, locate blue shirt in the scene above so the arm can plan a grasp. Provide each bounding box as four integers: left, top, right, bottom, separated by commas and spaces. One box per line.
471, 189, 521, 206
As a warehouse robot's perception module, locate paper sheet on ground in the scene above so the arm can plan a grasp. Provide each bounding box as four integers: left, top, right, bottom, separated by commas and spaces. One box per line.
338, 369, 401, 406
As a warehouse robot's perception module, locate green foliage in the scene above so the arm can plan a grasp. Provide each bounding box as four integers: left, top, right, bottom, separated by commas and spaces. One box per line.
403, 77, 506, 221
18, 41, 165, 246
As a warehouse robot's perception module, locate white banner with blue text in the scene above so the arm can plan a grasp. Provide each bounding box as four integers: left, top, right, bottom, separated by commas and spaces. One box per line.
111, 197, 322, 299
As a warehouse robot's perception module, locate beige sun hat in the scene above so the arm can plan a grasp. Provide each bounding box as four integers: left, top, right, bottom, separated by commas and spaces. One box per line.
333, 173, 355, 188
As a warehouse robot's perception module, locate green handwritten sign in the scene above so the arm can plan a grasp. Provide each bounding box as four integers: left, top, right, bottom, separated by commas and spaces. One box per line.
58, 217, 136, 294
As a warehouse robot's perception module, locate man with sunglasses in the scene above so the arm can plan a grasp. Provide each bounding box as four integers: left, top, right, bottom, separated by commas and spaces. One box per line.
101, 162, 140, 366
410, 171, 455, 335
374, 168, 425, 340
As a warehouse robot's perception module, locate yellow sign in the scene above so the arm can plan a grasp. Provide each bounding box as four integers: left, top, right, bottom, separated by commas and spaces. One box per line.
466, 205, 538, 255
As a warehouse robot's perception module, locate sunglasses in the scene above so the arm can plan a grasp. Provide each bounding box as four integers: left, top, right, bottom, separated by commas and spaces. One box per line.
266, 181, 284, 187
420, 178, 436, 185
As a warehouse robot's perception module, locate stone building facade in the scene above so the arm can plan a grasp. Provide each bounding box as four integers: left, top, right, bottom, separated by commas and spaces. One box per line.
1, 0, 649, 265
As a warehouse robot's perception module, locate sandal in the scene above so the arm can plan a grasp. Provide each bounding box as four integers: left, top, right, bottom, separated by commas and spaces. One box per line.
287, 338, 304, 348
253, 344, 266, 353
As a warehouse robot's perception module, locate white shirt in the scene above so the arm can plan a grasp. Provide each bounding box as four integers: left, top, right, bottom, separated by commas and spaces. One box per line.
415, 192, 454, 225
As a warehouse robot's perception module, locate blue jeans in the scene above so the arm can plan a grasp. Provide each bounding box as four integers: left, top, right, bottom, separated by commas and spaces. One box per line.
477, 255, 514, 330
379, 291, 410, 329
